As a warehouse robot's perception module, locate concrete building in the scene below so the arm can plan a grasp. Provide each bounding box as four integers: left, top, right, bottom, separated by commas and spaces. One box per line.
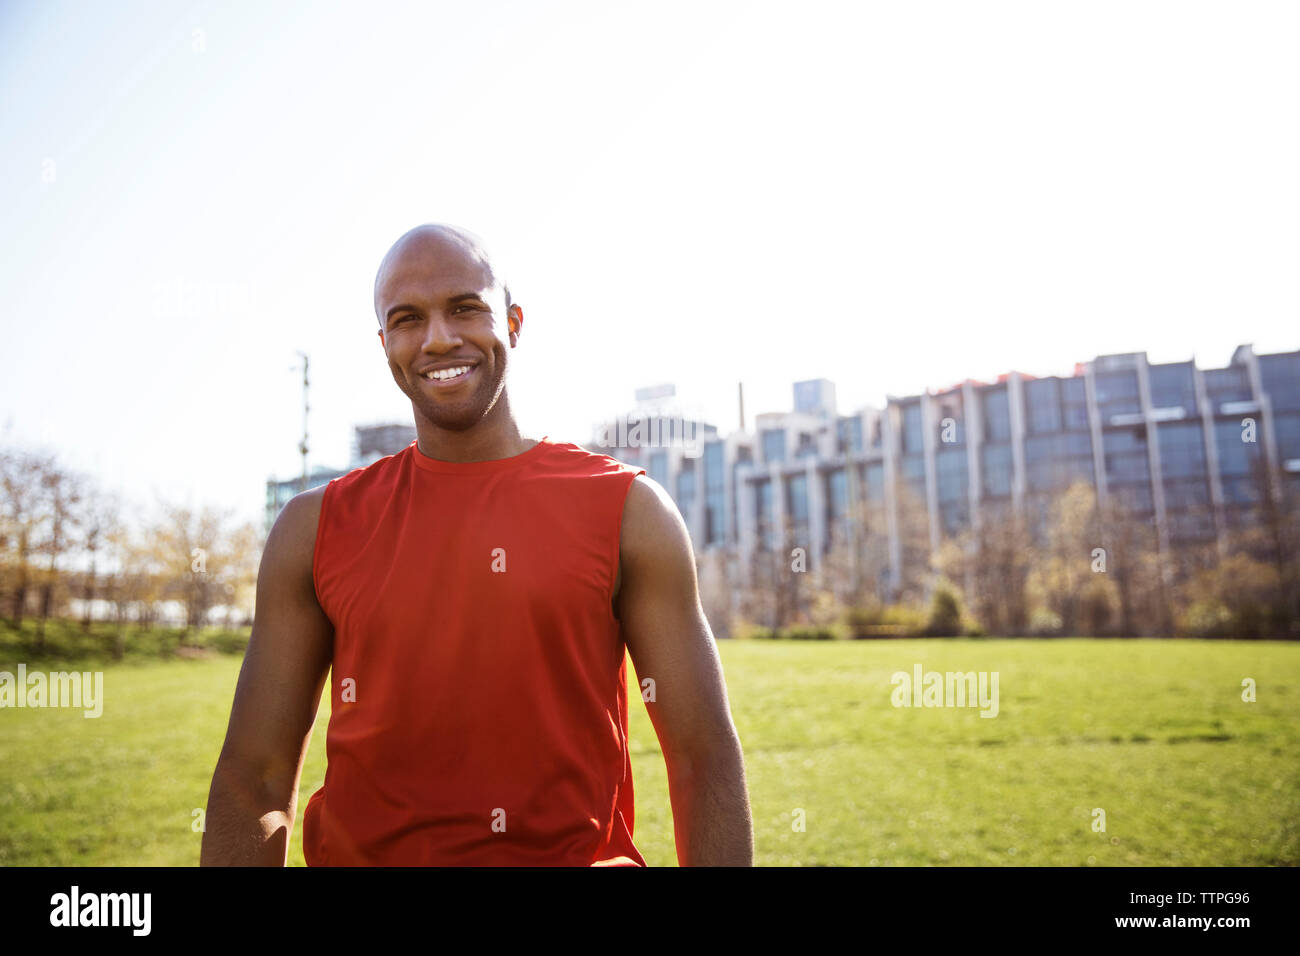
596, 346, 1300, 603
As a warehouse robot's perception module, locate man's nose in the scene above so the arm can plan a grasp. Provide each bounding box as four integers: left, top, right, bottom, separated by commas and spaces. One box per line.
422, 313, 463, 352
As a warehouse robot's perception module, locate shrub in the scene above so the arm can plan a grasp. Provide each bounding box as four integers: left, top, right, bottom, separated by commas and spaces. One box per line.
925, 582, 964, 637
730, 621, 769, 640
1178, 600, 1234, 639
780, 625, 839, 640
1078, 577, 1117, 636
1028, 607, 1064, 637
845, 603, 928, 638
205, 629, 252, 655
745, 624, 843, 640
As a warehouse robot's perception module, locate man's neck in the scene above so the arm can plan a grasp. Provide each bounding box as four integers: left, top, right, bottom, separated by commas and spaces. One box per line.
414, 406, 536, 464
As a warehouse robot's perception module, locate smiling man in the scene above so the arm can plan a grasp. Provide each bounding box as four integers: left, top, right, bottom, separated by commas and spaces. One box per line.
201, 223, 753, 866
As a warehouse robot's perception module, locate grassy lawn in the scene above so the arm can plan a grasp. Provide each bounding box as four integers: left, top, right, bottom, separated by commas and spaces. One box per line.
1, 638, 1296, 866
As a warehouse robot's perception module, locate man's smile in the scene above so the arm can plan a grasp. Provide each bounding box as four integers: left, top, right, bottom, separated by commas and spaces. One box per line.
419, 363, 477, 388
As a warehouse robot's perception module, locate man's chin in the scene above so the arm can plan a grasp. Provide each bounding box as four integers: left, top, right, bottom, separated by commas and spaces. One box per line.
412, 399, 482, 432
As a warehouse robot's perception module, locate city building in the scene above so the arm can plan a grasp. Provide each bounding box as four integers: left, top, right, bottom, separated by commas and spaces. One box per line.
595, 345, 1300, 604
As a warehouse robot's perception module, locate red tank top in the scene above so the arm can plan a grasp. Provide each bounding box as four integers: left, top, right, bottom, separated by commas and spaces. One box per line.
301, 436, 647, 866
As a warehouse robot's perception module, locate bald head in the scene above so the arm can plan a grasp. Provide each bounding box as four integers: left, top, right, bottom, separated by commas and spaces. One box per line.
373, 223, 512, 327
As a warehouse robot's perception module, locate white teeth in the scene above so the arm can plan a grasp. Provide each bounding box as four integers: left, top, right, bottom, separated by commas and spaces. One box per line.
425, 365, 472, 381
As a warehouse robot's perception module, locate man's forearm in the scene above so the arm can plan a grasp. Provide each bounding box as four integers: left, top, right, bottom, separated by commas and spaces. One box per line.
200, 762, 297, 866
664, 737, 754, 866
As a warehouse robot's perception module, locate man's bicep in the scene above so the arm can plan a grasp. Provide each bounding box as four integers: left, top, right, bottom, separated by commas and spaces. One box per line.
216, 489, 333, 800
618, 477, 738, 763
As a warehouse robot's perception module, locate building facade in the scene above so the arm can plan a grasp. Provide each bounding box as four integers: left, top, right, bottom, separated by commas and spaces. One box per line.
596, 346, 1300, 603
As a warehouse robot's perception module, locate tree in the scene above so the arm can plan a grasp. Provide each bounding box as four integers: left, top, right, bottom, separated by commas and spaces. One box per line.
1025, 481, 1116, 635
957, 500, 1035, 635
0, 447, 54, 628
75, 486, 122, 631
146, 500, 259, 637
34, 464, 84, 646
892, 483, 933, 606
1096, 495, 1167, 636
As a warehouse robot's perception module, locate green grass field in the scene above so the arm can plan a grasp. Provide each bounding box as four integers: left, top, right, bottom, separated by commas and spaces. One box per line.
1, 638, 1296, 866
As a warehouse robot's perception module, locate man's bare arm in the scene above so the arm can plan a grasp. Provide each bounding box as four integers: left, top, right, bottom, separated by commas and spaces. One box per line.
616, 475, 753, 866
200, 487, 333, 866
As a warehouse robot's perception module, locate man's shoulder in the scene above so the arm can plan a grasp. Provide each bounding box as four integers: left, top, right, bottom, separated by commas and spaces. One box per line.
324, 444, 413, 495
620, 473, 681, 525
538, 439, 647, 481
618, 473, 690, 560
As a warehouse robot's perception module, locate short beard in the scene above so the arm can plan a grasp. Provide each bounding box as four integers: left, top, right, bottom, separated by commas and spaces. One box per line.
400, 350, 508, 433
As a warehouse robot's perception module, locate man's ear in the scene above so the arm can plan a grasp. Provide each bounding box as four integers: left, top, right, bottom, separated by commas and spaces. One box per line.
377, 328, 385, 349
507, 304, 523, 346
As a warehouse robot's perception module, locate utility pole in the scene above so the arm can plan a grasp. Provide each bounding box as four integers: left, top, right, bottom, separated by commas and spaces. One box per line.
296, 351, 310, 494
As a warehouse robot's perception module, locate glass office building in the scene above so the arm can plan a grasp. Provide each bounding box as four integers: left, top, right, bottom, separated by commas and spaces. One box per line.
602, 347, 1299, 601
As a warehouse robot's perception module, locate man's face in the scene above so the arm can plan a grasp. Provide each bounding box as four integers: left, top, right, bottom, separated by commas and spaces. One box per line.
374, 231, 521, 432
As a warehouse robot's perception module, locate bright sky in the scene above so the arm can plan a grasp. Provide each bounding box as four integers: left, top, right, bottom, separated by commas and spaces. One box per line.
2, 0, 1297, 526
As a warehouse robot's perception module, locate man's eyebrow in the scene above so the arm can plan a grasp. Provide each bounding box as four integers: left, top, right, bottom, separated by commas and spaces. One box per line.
385, 293, 489, 321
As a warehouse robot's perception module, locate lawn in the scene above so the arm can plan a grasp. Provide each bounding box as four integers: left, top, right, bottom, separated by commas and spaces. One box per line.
1, 638, 1296, 866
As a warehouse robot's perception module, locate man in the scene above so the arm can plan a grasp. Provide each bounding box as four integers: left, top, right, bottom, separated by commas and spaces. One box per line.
201, 223, 753, 866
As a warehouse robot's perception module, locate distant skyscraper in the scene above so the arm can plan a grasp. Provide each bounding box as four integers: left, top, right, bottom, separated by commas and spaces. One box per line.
793, 378, 837, 420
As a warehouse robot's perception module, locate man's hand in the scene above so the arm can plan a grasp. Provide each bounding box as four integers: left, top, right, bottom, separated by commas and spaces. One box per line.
200, 487, 333, 866
615, 474, 754, 866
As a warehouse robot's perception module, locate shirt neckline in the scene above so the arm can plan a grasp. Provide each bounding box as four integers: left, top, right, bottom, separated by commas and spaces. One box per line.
408, 435, 552, 474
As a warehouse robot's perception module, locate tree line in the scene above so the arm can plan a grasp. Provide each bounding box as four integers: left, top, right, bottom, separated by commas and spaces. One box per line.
0, 443, 262, 654
729, 456, 1300, 639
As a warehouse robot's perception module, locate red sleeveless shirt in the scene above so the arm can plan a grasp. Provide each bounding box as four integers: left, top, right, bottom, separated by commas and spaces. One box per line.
301, 436, 647, 866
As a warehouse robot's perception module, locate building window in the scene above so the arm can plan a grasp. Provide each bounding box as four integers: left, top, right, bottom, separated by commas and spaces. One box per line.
1157, 422, 1207, 479
1025, 379, 1063, 434
837, 417, 864, 454
828, 468, 848, 519
1213, 420, 1262, 477
983, 389, 1011, 443
1273, 412, 1300, 461
936, 447, 967, 503
864, 462, 884, 502
982, 444, 1012, 497
1260, 353, 1300, 412
902, 402, 924, 454
1103, 427, 1150, 483
761, 429, 786, 465
1095, 370, 1140, 416
788, 474, 809, 524
1062, 376, 1089, 429
1148, 363, 1196, 411
676, 466, 696, 510
648, 450, 667, 488
1205, 366, 1252, 404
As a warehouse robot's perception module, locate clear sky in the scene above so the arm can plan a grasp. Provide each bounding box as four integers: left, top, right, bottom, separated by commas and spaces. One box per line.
2, 0, 1297, 526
